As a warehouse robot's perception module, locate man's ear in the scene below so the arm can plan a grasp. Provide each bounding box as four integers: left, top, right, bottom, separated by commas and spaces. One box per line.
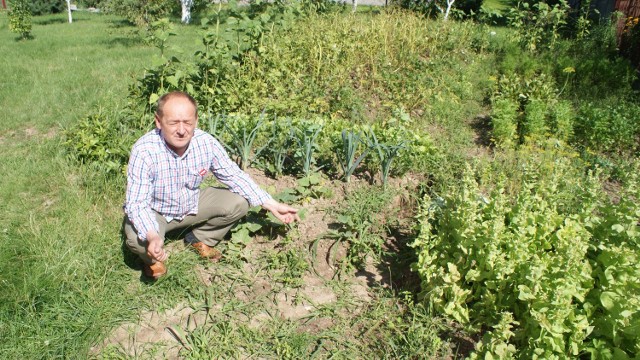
154, 114, 161, 129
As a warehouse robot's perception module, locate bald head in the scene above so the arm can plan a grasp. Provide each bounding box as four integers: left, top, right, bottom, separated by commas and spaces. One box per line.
156, 91, 198, 118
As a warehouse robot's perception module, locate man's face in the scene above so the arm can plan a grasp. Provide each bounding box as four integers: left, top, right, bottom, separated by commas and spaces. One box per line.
155, 97, 198, 156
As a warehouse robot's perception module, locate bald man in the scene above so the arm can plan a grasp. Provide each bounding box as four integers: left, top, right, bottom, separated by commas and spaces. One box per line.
123, 91, 299, 279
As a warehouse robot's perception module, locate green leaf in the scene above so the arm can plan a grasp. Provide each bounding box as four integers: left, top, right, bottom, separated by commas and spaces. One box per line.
231, 228, 252, 244
245, 222, 262, 233
517, 285, 536, 300
297, 177, 310, 187
298, 208, 308, 221
600, 291, 619, 311
166, 75, 179, 88
612, 224, 625, 233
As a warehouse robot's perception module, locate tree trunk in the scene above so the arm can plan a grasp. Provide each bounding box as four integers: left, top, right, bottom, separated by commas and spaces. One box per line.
181, 0, 193, 24
444, 0, 455, 20
66, 0, 72, 23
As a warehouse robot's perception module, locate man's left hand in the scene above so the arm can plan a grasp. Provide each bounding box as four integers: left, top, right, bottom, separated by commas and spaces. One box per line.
261, 199, 300, 224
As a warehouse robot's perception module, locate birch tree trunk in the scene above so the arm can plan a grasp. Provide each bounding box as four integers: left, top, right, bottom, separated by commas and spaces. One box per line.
66, 0, 72, 23
443, 0, 455, 20
181, 0, 193, 24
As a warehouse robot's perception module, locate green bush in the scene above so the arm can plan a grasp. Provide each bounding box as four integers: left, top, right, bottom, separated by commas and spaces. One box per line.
8, 0, 32, 39
29, 0, 65, 15
413, 144, 640, 358
521, 98, 548, 140
103, 0, 177, 27
548, 99, 573, 142
506, 0, 569, 52
76, 0, 106, 7
490, 98, 518, 149
129, 8, 489, 127
574, 101, 640, 155
63, 110, 148, 176
394, 0, 484, 18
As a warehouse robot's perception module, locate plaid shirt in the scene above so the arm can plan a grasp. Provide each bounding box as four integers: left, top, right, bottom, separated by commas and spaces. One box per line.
124, 128, 271, 240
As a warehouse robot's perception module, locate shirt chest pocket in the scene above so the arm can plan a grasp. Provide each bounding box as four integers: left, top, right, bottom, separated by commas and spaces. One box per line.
185, 169, 205, 190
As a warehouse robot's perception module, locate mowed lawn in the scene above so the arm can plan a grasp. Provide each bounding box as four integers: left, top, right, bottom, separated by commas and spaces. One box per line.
0, 12, 202, 358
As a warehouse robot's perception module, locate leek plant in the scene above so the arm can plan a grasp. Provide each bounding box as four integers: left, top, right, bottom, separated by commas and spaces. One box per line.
222, 112, 270, 170
294, 120, 323, 177
368, 131, 406, 188
266, 118, 294, 178
337, 129, 369, 183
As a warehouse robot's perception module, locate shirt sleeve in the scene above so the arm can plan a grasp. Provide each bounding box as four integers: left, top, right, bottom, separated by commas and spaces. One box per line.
208, 138, 272, 206
124, 147, 159, 241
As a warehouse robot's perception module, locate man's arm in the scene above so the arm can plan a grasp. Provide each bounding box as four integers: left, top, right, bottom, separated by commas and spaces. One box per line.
124, 149, 160, 242
209, 138, 273, 206
125, 150, 168, 262
207, 137, 299, 222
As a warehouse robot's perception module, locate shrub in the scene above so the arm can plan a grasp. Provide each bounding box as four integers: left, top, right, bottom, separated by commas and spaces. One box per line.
76, 0, 107, 7
574, 101, 640, 155
548, 99, 573, 142
490, 98, 518, 149
394, 0, 484, 18
8, 0, 32, 40
29, 0, 65, 15
506, 0, 569, 52
103, 0, 177, 27
522, 98, 548, 140
63, 110, 148, 176
413, 144, 640, 358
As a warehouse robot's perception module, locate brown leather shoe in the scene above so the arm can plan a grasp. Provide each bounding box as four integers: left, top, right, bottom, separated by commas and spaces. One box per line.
143, 261, 167, 279
191, 242, 222, 262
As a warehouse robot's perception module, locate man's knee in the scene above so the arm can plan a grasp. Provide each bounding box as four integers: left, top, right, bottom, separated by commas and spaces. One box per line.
122, 217, 143, 252
230, 195, 249, 219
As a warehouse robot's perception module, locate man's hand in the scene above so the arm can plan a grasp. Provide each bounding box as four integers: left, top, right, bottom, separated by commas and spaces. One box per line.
146, 232, 168, 262
261, 199, 300, 224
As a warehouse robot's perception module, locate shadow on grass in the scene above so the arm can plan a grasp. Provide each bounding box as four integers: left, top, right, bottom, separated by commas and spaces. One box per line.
12, 35, 35, 41
103, 36, 146, 48
108, 18, 135, 28
469, 114, 494, 148
371, 226, 421, 293
34, 17, 88, 25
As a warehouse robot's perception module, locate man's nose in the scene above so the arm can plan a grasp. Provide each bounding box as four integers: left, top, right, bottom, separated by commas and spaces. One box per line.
177, 123, 185, 134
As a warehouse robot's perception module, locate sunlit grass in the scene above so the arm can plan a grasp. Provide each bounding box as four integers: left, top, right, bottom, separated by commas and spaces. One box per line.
0, 11, 206, 357
483, 0, 512, 12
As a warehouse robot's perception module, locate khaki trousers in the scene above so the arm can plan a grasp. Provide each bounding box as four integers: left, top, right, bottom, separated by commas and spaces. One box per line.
123, 187, 249, 264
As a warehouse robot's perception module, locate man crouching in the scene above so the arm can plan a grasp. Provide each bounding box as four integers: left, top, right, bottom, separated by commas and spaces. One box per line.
123, 91, 299, 279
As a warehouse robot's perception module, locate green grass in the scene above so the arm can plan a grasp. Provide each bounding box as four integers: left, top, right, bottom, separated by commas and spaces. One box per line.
0, 12, 206, 358
0, 12, 202, 132
482, 0, 512, 12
